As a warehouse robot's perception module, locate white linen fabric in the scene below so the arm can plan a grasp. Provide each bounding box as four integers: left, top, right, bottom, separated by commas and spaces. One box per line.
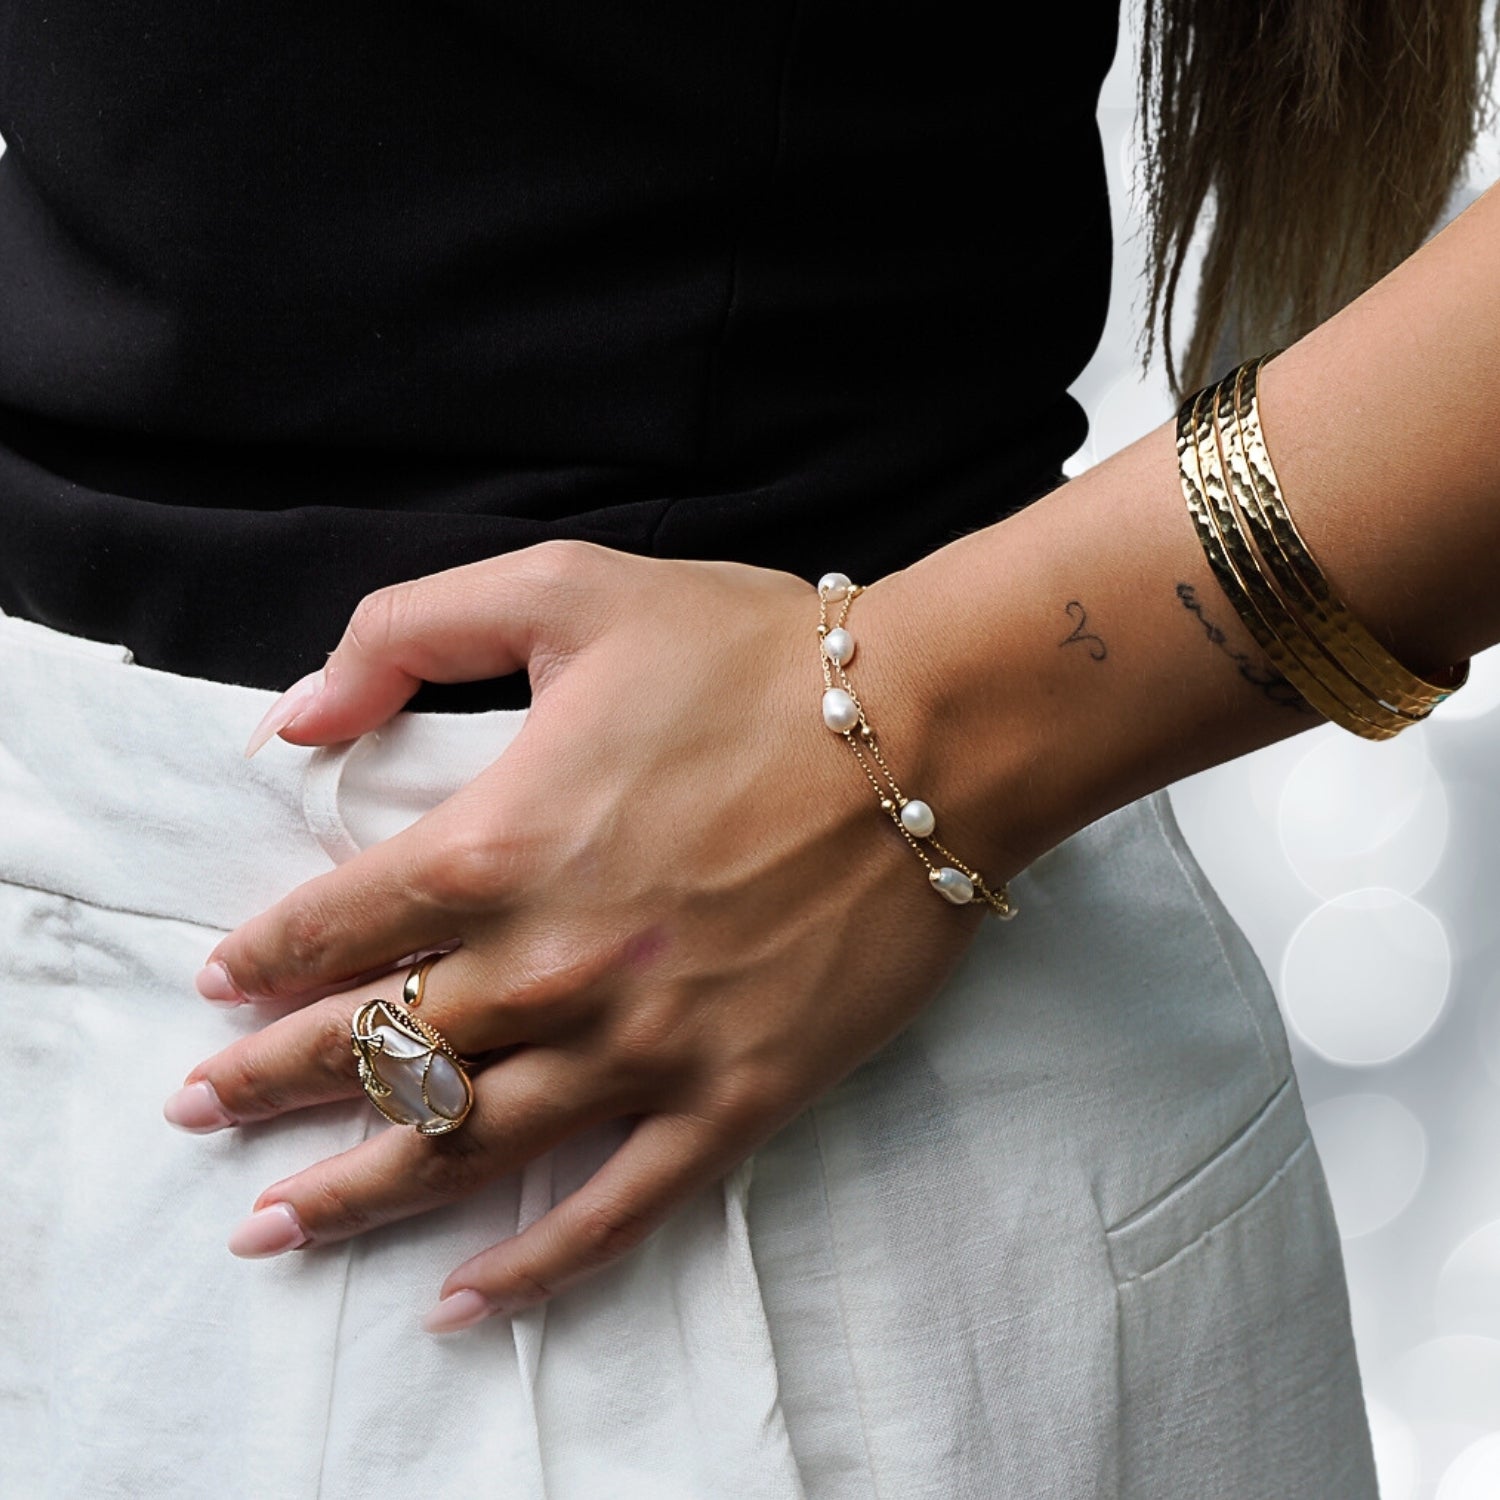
0, 604, 1380, 1498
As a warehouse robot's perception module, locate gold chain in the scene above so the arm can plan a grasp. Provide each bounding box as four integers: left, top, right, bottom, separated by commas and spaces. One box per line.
815, 574, 1015, 919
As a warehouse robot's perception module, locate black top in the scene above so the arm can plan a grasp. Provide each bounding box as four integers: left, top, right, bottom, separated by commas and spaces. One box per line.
0, 1, 1118, 710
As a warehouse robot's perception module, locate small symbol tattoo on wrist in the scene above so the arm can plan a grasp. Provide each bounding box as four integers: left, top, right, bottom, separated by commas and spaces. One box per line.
1059, 600, 1108, 662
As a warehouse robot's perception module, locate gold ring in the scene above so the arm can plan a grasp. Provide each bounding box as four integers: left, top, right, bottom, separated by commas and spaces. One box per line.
402, 952, 442, 1010
350, 953, 475, 1136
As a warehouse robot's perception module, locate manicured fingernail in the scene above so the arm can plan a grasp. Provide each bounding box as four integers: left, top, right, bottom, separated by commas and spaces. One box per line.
194, 960, 248, 1006
421, 1288, 497, 1334
163, 1079, 236, 1133
228, 1202, 309, 1258
244, 668, 325, 759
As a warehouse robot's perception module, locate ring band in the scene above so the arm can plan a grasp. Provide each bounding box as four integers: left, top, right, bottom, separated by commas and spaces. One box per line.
351, 953, 475, 1136
402, 952, 442, 1010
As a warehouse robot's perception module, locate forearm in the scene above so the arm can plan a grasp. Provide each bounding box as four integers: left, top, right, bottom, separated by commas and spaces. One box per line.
857, 179, 1500, 875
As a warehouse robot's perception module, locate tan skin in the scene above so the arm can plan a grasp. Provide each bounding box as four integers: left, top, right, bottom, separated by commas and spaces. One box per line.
172, 177, 1500, 1332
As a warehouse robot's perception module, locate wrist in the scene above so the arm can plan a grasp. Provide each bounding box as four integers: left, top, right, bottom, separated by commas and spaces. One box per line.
840, 567, 1052, 888
852, 418, 1325, 883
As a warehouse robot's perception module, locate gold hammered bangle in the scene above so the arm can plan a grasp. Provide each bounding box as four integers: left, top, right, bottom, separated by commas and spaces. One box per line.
1176, 352, 1467, 739
1222, 350, 1467, 719
1177, 373, 1405, 737
814, 572, 1016, 919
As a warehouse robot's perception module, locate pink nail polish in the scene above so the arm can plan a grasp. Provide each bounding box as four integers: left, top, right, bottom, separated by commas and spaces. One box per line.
243, 668, 325, 759
227, 1202, 310, 1258
421, 1288, 496, 1334
163, 1079, 236, 1133
194, 960, 247, 1005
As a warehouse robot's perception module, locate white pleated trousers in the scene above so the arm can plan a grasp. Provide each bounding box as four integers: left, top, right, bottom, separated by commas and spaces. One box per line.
0, 604, 1379, 1498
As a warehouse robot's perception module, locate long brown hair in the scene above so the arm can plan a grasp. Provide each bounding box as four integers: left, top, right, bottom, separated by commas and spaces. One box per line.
1135, 0, 1500, 403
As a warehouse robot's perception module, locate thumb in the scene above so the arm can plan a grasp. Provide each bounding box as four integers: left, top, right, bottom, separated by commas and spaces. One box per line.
243, 540, 608, 756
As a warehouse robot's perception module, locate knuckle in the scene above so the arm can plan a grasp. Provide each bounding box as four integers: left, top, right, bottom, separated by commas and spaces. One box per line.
294, 1175, 370, 1241
279, 902, 337, 981
499, 1267, 554, 1309
407, 1130, 491, 1199
525, 537, 597, 586
221, 947, 287, 1006
708, 1062, 782, 1138
606, 1001, 690, 1086
346, 587, 393, 657
517, 539, 611, 628
346, 582, 414, 659
617, 989, 694, 1058
488, 934, 614, 1027
573, 1195, 655, 1266
418, 828, 517, 910
316, 1006, 361, 1092
513, 540, 623, 686
213, 1046, 295, 1119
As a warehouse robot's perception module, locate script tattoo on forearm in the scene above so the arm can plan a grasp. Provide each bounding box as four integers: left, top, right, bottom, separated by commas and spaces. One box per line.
1059, 600, 1107, 661
1175, 583, 1314, 714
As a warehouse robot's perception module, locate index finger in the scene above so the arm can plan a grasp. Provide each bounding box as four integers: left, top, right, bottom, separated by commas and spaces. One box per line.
200, 785, 520, 1005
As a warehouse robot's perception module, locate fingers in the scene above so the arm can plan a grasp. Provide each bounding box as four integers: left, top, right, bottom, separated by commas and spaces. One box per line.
170, 942, 614, 1131
216, 543, 627, 1006
201, 783, 515, 1005
184, 962, 759, 1339
226, 1046, 627, 1254
422, 1111, 744, 1333
169, 957, 484, 1132
250, 538, 620, 751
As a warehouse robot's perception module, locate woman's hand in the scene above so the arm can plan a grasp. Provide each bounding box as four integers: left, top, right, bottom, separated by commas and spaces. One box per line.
165, 540, 1007, 1333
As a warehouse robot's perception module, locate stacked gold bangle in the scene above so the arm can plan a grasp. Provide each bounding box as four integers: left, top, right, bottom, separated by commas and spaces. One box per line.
1176, 349, 1467, 738
814, 572, 1016, 919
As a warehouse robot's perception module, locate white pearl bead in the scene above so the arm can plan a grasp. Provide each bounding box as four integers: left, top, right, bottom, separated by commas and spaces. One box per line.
899, 798, 935, 837
929, 866, 974, 905
817, 571, 853, 600
822, 627, 854, 666
821, 687, 860, 732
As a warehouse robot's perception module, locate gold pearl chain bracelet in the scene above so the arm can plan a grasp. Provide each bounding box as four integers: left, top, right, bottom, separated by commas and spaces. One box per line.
814, 572, 1016, 919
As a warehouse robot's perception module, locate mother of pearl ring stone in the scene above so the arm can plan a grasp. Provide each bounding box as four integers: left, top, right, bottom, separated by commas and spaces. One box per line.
350, 1000, 472, 1134
817, 571, 853, 600
822, 687, 860, 732
899, 798, 935, 837
822, 627, 854, 666
930, 866, 975, 904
